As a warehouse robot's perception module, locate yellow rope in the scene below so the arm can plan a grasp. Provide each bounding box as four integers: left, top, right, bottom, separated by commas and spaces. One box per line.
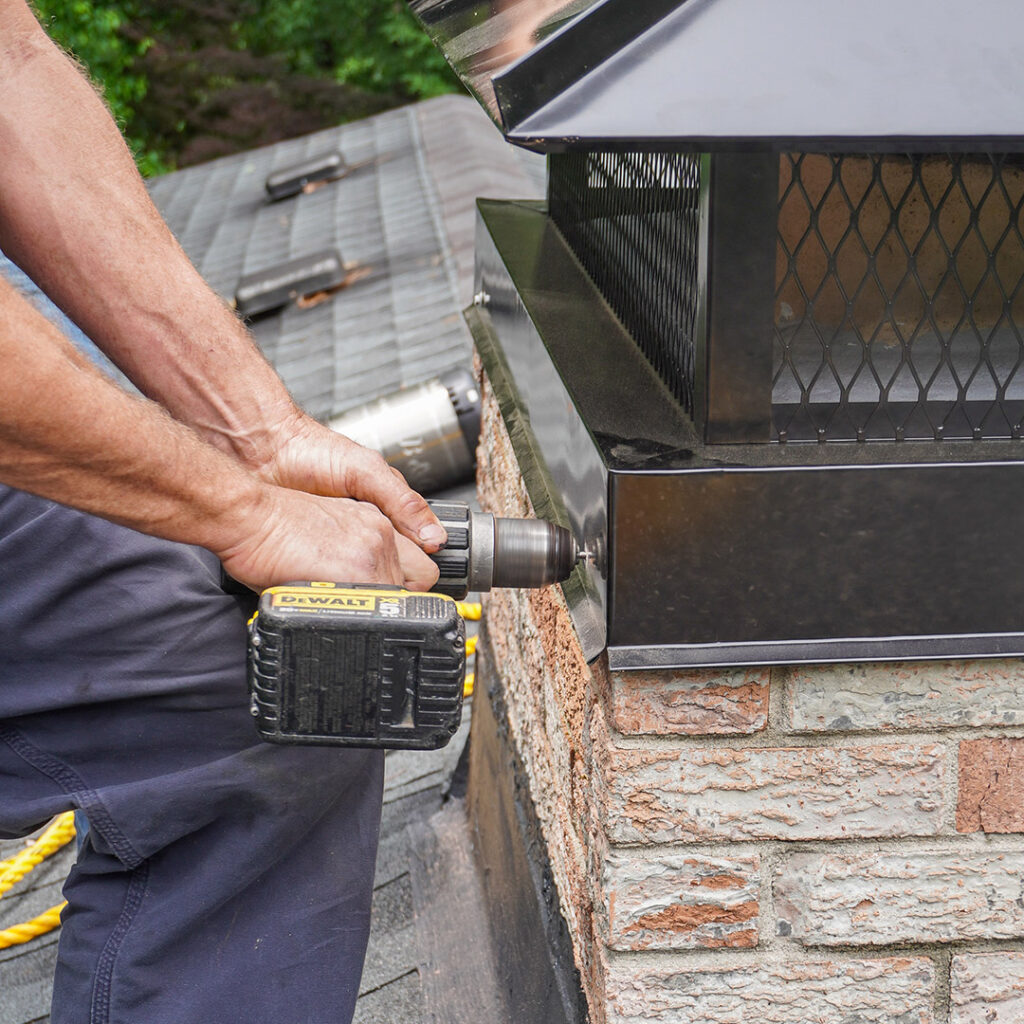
456, 601, 482, 621
0, 812, 76, 896
0, 812, 76, 950
0, 903, 66, 950
462, 631, 479, 699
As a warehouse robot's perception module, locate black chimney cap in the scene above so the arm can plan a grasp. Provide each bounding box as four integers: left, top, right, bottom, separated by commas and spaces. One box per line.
408, 0, 1024, 153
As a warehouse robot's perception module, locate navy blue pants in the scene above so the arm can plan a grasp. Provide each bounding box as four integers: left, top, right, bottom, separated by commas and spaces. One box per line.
0, 258, 384, 1023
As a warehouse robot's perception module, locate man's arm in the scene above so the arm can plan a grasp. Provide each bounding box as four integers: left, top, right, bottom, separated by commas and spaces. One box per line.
0, 276, 437, 591
0, 0, 446, 551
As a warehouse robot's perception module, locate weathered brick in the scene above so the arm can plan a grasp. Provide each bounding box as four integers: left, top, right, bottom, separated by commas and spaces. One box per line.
786, 660, 1024, 732
601, 742, 944, 843
951, 952, 1024, 1024
604, 955, 935, 1024
602, 851, 759, 951
610, 668, 769, 736
776, 850, 1024, 946
957, 738, 1024, 834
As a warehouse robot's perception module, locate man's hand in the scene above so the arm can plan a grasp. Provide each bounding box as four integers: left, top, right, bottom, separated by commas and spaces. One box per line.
0, 277, 440, 595
242, 411, 448, 552
218, 489, 440, 594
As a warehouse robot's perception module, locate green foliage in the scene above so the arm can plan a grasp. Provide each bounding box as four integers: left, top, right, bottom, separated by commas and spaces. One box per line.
237, 0, 459, 99
335, 5, 457, 99
30, 0, 460, 174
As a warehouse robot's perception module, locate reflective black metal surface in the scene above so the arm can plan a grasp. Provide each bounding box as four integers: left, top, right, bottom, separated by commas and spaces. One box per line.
610, 462, 1024, 657
407, 0, 682, 138
409, 0, 1024, 153
470, 206, 609, 660
700, 153, 777, 442
476, 199, 1024, 668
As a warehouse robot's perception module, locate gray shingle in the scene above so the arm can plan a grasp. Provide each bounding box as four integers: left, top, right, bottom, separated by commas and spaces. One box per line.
149, 96, 543, 419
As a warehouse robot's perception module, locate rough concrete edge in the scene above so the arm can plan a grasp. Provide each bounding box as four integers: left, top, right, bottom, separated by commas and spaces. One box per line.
468, 626, 591, 1024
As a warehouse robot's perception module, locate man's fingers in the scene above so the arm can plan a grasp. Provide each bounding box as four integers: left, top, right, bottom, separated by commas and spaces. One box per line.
261, 419, 447, 553
357, 506, 406, 585
218, 490, 413, 592
395, 532, 440, 593
343, 447, 447, 551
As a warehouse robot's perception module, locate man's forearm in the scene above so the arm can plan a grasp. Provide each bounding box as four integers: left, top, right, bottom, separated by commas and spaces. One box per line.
0, 1, 295, 461
0, 276, 267, 557
0, 276, 440, 591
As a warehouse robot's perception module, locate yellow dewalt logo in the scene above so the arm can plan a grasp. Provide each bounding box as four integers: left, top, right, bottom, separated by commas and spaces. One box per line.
271, 594, 376, 611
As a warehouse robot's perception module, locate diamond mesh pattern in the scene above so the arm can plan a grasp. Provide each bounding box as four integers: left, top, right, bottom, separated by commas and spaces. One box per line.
548, 151, 702, 417
774, 153, 1024, 441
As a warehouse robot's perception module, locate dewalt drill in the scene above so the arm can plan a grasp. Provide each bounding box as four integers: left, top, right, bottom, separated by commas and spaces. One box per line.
247, 500, 581, 750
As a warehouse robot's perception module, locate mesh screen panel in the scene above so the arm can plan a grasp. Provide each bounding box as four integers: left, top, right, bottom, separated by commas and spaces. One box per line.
775, 153, 1024, 441
548, 151, 702, 418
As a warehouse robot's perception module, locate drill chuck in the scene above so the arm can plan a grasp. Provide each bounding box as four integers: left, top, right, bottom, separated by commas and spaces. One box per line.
426, 500, 578, 599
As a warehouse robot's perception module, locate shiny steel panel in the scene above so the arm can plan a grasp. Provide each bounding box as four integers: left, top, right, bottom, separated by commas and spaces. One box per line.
408, 0, 607, 125
330, 378, 474, 494
470, 211, 609, 660
407, 0, 679, 135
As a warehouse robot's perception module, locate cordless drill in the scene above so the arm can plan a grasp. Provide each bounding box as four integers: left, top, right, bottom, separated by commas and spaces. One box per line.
247, 500, 581, 750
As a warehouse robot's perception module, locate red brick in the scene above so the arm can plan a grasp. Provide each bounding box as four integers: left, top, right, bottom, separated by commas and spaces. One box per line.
957, 738, 1024, 833
610, 668, 769, 736
602, 851, 760, 951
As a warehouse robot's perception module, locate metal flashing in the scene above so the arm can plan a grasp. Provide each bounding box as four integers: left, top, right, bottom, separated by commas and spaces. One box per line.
475, 198, 1024, 668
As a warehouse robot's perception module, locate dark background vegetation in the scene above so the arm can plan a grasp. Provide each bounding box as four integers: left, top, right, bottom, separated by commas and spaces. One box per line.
32, 0, 461, 175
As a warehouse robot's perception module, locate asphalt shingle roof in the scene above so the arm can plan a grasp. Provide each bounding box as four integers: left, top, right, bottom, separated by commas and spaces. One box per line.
147, 95, 543, 420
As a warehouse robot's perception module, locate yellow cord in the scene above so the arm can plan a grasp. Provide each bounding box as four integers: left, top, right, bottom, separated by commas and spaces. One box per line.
0, 903, 66, 950
0, 812, 76, 896
0, 812, 76, 950
462, 631, 479, 699
457, 601, 482, 621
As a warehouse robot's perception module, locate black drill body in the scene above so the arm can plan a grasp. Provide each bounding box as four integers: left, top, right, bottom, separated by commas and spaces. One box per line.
247, 501, 578, 749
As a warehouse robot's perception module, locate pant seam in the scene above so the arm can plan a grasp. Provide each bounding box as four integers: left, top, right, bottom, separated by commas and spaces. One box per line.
89, 862, 149, 1024
0, 722, 142, 868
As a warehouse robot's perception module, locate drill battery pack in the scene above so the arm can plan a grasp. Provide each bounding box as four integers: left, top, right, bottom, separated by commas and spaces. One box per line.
247, 583, 466, 750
